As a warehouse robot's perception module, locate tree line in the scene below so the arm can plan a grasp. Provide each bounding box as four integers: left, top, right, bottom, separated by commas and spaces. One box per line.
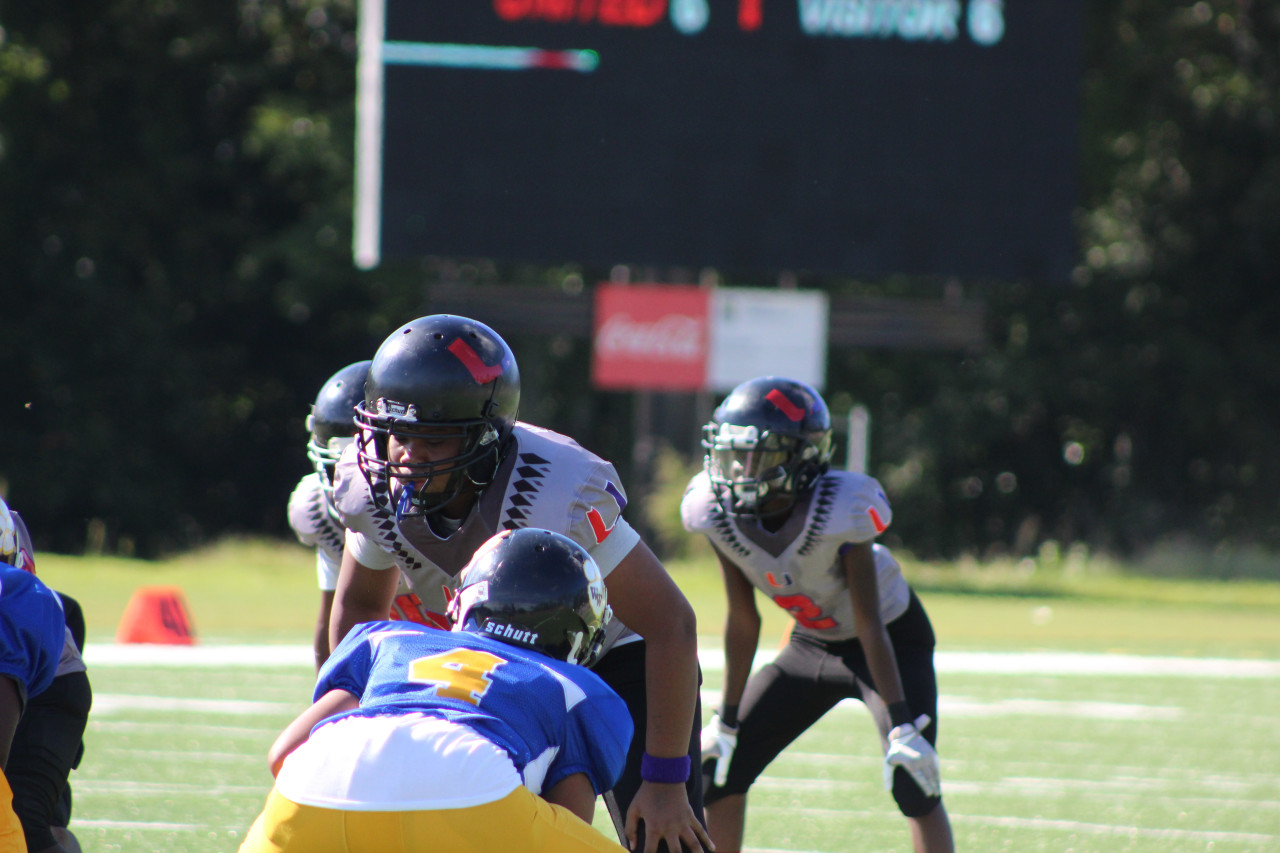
2, 0, 1277, 575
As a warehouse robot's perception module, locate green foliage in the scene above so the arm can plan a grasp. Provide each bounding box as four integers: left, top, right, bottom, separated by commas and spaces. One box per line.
638, 442, 713, 562
0, 0, 421, 555
3, 2, 1279, 568
821, 2, 1280, 560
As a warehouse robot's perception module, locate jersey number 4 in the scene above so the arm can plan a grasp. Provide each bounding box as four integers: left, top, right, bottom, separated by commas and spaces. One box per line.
408, 649, 506, 706
772, 594, 837, 630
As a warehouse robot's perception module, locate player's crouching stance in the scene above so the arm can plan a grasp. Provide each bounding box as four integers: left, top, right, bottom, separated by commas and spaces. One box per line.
286, 359, 371, 671
239, 529, 634, 853
684, 377, 954, 853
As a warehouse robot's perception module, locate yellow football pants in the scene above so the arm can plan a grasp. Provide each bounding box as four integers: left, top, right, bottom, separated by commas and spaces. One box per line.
239, 785, 626, 853
0, 771, 27, 853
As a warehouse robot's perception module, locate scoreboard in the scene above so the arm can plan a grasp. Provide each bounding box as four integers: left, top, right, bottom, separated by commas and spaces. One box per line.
355, 0, 1083, 282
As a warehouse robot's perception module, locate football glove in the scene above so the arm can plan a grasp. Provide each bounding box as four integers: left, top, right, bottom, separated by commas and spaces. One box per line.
700, 713, 739, 787
883, 713, 941, 798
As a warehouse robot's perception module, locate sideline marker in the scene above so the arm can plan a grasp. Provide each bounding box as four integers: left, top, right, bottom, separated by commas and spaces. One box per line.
116, 586, 197, 645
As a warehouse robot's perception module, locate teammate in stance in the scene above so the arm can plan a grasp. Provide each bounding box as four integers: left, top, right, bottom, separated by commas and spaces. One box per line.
1, 498, 72, 853
329, 315, 709, 853
240, 528, 633, 853
2, 497, 91, 853
683, 377, 954, 853
286, 360, 371, 669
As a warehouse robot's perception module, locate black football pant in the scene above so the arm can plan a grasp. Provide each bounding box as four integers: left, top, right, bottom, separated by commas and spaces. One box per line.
592, 640, 709, 852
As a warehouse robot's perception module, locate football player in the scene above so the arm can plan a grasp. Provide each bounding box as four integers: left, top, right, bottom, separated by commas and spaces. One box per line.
2, 496, 91, 853
683, 377, 955, 853
287, 360, 371, 669
328, 315, 710, 853
239, 528, 634, 853
1, 498, 73, 853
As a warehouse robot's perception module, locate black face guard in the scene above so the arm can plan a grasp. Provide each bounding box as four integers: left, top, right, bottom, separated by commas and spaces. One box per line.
355, 417, 502, 518
702, 422, 806, 519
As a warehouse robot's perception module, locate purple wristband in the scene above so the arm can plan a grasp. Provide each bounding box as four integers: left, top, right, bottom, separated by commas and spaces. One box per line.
641, 752, 691, 784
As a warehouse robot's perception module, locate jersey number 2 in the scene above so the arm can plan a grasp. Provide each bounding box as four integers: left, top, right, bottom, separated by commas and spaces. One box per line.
772, 594, 837, 630
408, 649, 506, 706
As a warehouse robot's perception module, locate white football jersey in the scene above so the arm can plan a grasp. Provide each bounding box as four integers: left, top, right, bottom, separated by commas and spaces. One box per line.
681, 469, 910, 642
287, 472, 346, 591
333, 422, 641, 649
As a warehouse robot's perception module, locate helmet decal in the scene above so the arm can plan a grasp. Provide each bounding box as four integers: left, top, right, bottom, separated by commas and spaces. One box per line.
765, 388, 804, 421
374, 398, 419, 421
448, 338, 504, 384
483, 621, 541, 645
583, 560, 607, 620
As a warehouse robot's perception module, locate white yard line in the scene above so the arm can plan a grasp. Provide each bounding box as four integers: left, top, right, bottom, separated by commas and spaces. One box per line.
736, 805, 1278, 851
699, 689, 1187, 720
89, 693, 298, 715
70, 819, 202, 831
83, 642, 1280, 677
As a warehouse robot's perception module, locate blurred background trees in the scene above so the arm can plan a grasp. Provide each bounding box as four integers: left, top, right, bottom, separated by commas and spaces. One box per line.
2, 0, 1277, 574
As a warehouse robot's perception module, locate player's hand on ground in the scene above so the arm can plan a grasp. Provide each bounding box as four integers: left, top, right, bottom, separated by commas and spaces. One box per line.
883, 713, 941, 798
699, 714, 738, 787
625, 780, 715, 852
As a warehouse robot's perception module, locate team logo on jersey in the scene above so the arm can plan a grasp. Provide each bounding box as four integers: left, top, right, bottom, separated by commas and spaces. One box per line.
867, 506, 888, 534
586, 481, 627, 544
448, 338, 504, 384
604, 481, 627, 512
586, 508, 614, 543
765, 571, 793, 588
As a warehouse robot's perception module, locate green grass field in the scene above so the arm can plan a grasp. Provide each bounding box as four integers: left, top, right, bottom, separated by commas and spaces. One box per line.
33, 540, 1280, 853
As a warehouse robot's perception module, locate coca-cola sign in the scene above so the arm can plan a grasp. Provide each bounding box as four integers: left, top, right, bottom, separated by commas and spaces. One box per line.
591, 284, 710, 390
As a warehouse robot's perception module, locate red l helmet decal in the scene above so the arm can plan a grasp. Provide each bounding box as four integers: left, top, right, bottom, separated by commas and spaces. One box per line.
448, 338, 504, 384
765, 388, 804, 421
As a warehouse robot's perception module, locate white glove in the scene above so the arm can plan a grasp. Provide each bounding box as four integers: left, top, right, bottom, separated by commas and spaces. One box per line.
700, 713, 739, 787
883, 713, 941, 798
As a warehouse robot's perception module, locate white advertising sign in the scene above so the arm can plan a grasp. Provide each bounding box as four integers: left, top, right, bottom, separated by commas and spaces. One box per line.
707, 288, 829, 392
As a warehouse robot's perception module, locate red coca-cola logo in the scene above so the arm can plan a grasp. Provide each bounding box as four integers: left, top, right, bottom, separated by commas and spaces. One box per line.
591, 283, 710, 390
595, 312, 703, 360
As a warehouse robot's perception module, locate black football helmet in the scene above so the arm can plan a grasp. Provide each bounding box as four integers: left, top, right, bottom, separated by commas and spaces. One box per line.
355, 315, 520, 517
447, 528, 611, 666
306, 360, 372, 498
703, 376, 833, 518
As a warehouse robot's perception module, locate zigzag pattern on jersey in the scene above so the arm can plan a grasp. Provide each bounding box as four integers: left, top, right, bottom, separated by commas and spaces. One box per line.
306, 489, 345, 554
369, 502, 425, 573
796, 477, 839, 557
502, 452, 551, 530
708, 505, 752, 558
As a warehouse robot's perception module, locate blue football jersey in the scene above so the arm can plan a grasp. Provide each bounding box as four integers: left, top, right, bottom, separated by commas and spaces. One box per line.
0, 564, 66, 707
316, 621, 633, 796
